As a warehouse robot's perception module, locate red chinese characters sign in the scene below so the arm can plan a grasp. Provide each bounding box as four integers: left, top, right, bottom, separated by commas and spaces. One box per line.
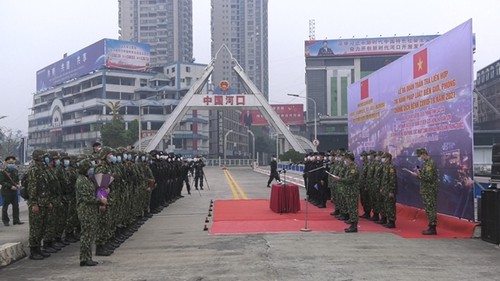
203, 95, 246, 106
241, 104, 304, 127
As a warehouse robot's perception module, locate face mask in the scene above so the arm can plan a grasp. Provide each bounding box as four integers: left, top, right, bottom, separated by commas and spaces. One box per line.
7, 163, 15, 170
111, 155, 117, 163
149, 160, 153, 164
344, 160, 349, 165
55, 159, 61, 166
141, 156, 146, 161
87, 167, 95, 177
117, 156, 122, 163
63, 160, 70, 167
127, 154, 132, 161
90, 160, 96, 165
329, 156, 334, 161
360, 157, 364, 161
381, 158, 387, 163
367, 155, 372, 160
44, 157, 50, 165
418, 156, 424, 162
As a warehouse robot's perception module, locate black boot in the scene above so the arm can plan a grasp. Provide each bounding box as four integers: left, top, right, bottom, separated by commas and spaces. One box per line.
29, 247, 44, 260
80, 260, 99, 266
344, 223, 358, 233
342, 214, 350, 221
375, 216, 387, 225
95, 245, 112, 256
359, 212, 371, 219
42, 242, 57, 253
38, 247, 51, 258
56, 237, 69, 246
422, 225, 437, 235
65, 232, 78, 243
317, 201, 326, 208
383, 220, 396, 229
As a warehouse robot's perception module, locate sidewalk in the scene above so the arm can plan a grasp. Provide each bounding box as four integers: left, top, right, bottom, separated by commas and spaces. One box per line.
0, 199, 29, 267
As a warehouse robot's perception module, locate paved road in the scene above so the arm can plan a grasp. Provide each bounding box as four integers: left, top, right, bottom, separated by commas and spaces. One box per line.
1, 167, 499, 281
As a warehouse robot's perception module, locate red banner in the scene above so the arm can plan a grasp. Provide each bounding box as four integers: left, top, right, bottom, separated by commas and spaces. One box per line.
241, 104, 304, 127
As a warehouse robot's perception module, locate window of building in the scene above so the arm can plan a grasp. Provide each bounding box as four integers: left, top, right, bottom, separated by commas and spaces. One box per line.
186, 66, 191, 72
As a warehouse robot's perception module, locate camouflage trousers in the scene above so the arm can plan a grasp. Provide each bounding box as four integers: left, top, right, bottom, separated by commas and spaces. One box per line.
359, 184, 371, 214
28, 206, 49, 247
346, 190, 359, 224
77, 211, 96, 262
421, 185, 438, 226
381, 194, 396, 221
369, 185, 383, 214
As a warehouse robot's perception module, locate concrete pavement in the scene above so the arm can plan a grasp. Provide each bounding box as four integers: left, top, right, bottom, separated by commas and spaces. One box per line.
1, 166, 499, 281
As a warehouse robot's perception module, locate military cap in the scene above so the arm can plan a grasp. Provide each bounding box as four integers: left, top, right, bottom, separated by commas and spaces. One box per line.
92, 142, 102, 148
344, 151, 355, 161
360, 151, 368, 157
60, 151, 70, 159
99, 146, 114, 160
416, 148, 428, 156
382, 152, 392, 159
32, 149, 47, 161
369, 150, 376, 155
78, 158, 93, 175
5, 156, 16, 163
49, 150, 60, 159
377, 151, 384, 156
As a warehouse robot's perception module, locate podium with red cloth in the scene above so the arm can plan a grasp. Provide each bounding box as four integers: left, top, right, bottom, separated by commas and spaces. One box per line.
269, 183, 301, 213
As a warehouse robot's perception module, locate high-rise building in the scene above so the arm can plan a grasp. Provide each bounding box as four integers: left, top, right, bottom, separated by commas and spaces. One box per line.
475, 59, 500, 130
209, 0, 269, 158
119, 0, 193, 67
210, 0, 268, 98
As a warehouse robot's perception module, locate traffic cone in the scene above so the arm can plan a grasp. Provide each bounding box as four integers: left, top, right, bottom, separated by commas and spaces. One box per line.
203, 225, 208, 231
205, 217, 209, 223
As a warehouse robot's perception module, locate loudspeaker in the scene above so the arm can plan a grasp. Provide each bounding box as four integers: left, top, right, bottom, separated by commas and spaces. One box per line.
481, 189, 500, 244
492, 163, 500, 181
493, 143, 500, 163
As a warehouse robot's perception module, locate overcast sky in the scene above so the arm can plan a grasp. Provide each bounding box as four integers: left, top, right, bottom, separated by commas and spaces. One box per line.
1, 0, 499, 133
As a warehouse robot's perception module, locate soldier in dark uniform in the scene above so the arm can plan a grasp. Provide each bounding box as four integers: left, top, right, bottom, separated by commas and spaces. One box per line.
358, 151, 371, 219
410, 148, 439, 235
1, 156, 23, 226
76, 158, 103, 266
266, 155, 280, 188
193, 156, 206, 190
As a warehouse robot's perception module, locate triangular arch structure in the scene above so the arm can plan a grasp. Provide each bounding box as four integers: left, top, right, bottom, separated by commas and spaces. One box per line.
144, 45, 305, 153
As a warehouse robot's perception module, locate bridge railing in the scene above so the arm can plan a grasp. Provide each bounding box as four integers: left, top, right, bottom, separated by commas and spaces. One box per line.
205, 158, 255, 167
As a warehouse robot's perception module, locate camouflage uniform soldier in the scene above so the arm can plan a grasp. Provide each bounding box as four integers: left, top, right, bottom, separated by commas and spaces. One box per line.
76, 159, 102, 266
43, 151, 64, 253
94, 146, 115, 256
62, 153, 79, 243
25, 149, 51, 260
358, 151, 371, 219
411, 148, 438, 235
380, 152, 398, 228
370, 151, 384, 222
333, 152, 360, 233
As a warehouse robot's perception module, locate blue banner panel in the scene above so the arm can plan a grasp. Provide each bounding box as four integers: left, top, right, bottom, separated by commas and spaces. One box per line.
348, 20, 474, 219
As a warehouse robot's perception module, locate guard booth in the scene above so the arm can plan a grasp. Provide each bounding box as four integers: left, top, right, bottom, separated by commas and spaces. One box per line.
481, 143, 500, 244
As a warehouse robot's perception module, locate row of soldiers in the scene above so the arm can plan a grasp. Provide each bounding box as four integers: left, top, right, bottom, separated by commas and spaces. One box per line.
24, 144, 204, 265
303, 150, 398, 233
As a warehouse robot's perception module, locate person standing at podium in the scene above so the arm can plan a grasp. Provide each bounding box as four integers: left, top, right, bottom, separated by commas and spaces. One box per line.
266, 155, 281, 187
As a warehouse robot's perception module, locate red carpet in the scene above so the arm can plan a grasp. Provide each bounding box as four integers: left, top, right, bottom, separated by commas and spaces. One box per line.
210, 199, 477, 239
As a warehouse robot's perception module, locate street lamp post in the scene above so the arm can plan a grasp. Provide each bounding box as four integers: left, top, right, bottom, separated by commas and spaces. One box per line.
224, 129, 233, 164
287, 94, 317, 144
248, 129, 255, 160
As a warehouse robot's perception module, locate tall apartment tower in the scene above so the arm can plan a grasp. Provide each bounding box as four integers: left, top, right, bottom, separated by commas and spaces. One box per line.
209, 0, 269, 158
210, 0, 269, 98
119, 0, 193, 67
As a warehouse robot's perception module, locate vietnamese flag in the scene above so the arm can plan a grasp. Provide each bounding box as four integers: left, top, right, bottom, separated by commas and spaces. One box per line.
361, 79, 369, 100
413, 48, 428, 79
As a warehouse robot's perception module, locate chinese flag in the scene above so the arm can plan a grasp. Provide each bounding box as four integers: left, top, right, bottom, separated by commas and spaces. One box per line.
361, 79, 369, 100
413, 48, 428, 79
